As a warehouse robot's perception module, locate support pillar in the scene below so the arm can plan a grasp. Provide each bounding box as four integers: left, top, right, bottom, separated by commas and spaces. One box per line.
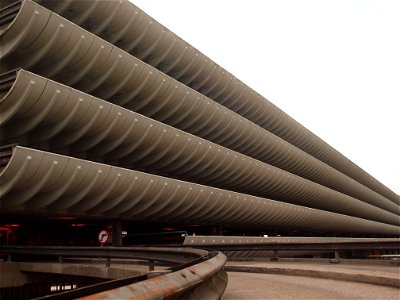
112, 219, 123, 247
271, 250, 279, 261
149, 260, 155, 271
217, 226, 224, 236
211, 226, 224, 236
330, 251, 341, 263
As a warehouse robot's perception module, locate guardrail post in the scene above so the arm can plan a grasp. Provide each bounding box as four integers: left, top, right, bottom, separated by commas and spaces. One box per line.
106, 257, 111, 267
112, 219, 123, 247
7, 254, 11, 262
330, 251, 341, 263
211, 226, 224, 236
58, 256, 63, 263
149, 260, 155, 271
271, 250, 279, 261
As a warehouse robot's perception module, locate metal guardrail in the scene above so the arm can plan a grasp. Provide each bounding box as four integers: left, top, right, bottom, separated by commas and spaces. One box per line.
193, 241, 400, 252
0, 246, 228, 299
79, 251, 227, 300
1, 245, 208, 266
181, 236, 400, 252
180, 236, 400, 261
181, 236, 400, 260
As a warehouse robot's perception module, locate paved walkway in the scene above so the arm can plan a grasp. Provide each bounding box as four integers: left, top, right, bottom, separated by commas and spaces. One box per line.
223, 272, 400, 299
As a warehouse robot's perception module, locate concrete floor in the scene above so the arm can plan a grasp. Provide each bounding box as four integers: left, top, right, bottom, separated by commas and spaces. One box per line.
226, 260, 400, 277
224, 272, 400, 299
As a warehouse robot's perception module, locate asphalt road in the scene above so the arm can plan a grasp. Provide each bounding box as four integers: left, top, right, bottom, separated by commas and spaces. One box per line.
223, 272, 400, 299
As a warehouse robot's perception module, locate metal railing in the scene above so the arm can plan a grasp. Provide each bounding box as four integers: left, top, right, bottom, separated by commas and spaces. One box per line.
0, 245, 228, 299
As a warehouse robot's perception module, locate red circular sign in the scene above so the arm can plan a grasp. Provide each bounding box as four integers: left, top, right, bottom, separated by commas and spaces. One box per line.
98, 230, 109, 245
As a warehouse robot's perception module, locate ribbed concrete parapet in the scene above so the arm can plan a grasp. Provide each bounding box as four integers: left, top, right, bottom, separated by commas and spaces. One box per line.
1, 146, 399, 235
1, 70, 399, 225
32, 0, 399, 203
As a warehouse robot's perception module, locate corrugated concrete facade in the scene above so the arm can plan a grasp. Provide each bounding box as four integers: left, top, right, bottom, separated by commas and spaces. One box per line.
1, 0, 399, 236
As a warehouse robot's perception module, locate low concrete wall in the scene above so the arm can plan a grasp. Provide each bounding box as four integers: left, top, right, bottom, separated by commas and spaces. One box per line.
225, 265, 400, 288
18, 262, 145, 280
0, 261, 147, 288
0, 263, 29, 288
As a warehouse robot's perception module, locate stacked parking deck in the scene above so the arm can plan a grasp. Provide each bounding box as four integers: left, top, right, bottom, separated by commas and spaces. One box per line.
0, 0, 399, 236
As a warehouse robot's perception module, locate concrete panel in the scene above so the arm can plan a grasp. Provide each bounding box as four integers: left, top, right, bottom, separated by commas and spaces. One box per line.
17, 262, 145, 280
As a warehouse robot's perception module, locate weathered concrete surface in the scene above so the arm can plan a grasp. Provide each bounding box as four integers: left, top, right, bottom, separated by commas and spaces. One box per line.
0, 260, 157, 288
223, 272, 400, 299
0, 263, 29, 287
17, 261, 152, 280
225, 260, 400, 288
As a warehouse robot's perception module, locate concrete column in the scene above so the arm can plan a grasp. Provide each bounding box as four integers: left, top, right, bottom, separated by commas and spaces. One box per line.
217, 226, 224, 236
211, 226, 223, 236
271, 250, 279, 261
112, 219, 123, 247
330, 251, 341, 263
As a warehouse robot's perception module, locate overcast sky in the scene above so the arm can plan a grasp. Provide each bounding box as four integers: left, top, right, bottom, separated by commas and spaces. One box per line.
132, 0, 400, 194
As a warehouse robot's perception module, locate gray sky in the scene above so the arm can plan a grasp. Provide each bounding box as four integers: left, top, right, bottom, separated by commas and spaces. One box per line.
132, 0, 400, 194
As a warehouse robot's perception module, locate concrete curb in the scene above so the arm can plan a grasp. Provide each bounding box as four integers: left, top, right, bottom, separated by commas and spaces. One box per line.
225, 266, 400, 288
